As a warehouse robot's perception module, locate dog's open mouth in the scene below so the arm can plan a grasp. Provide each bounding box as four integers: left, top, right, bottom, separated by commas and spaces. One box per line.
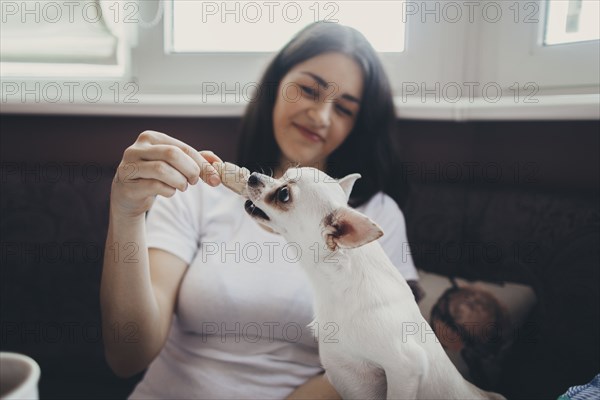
244, 199, 270, 221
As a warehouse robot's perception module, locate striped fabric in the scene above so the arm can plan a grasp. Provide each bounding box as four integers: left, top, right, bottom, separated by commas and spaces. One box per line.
558, 374, 600, 400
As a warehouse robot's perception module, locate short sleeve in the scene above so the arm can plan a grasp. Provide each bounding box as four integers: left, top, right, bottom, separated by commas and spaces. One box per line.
356, 192, 419, 281
145, 183, 205, 265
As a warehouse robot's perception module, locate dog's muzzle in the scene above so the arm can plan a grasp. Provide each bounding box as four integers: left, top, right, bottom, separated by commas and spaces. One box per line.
247, 173, 261, 188
244, 172, 270, 220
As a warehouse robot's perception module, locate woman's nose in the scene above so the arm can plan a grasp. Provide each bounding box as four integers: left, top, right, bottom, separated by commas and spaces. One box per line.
307, 102, 332, 127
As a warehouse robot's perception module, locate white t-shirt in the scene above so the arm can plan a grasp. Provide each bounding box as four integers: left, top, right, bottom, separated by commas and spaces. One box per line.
128, 180, 418, 399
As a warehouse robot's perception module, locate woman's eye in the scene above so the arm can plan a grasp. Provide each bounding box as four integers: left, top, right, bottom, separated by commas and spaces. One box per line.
300, 85, 317, 98
278, 186, 290, 203
336, 104, 353, 117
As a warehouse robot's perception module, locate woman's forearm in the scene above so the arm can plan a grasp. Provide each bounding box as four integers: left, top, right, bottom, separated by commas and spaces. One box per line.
100, 209, 162, 377
286, 372, 342, 400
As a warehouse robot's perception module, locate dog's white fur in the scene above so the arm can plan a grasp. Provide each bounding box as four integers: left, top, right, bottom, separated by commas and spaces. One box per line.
243, 167, 506, 400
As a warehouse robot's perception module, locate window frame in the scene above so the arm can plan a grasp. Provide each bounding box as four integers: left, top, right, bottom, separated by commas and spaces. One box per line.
133, 0, 599, 99
134, 0, 426, 97
0, 0, 134, 79
473, 0, 599, 94
1, 0, 598, 120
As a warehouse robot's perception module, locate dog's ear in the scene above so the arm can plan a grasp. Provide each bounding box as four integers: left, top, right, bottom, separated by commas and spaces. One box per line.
337, 173, 361, 201
322, 207, 383, 251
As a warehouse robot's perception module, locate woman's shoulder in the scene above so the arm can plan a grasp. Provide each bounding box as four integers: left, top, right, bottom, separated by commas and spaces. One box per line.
353, 191, 408, 235
356, 191, 402, 215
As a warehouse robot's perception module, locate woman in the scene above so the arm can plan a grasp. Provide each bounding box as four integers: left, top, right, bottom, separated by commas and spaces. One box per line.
101, 21, 423, 399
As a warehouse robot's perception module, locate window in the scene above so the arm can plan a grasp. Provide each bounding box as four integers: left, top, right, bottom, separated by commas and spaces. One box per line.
1, 0, 597, 119
169, 1, 405, 53
0, 0, 134, 78
474, 0, 599, 96
132, 0, 415, 98
544, 0, 600, 45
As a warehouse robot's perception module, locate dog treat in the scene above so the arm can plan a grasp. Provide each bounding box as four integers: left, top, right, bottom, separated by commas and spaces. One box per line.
212, 161, 250, 196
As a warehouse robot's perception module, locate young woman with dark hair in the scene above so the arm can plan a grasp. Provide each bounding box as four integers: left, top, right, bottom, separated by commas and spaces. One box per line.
102, 21, 423, 399
237, 21, 397, 208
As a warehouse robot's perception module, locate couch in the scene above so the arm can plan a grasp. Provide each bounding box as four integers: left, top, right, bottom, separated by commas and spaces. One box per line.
1, 115, 598, 399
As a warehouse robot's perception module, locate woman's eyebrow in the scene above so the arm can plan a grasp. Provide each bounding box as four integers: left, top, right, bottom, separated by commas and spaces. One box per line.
341, 93, 360, 104
300, 71, 361, 104
301, 71, 328, 88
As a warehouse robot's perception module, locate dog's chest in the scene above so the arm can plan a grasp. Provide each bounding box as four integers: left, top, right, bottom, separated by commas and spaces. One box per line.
319, 345, 387, 399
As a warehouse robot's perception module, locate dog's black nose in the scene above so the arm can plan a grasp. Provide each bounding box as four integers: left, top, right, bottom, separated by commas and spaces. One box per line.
248, 173, 260, 187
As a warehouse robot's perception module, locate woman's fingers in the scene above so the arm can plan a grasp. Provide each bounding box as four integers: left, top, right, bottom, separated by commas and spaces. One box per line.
111, 130, 226, 219
129, 161, 191, 192
198, 151, 223, 185
199, 150, 223, 164
137, 131, 222, 186
141, 178, 184, 199
131, 144, 216, 186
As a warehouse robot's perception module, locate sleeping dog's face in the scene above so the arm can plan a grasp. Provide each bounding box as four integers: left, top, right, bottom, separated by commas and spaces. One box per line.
244, 167, 383, 252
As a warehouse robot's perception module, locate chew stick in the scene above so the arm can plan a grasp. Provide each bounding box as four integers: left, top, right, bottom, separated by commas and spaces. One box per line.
212, 161, 250, 196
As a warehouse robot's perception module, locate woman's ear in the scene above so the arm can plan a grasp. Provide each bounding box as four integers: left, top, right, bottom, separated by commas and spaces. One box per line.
338, 173, 361, 201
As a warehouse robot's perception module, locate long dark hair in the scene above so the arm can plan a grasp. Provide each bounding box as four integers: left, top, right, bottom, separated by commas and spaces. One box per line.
236, 21, 398, 208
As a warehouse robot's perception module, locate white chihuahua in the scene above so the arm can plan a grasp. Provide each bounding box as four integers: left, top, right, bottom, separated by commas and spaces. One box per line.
216, 163, 506, 400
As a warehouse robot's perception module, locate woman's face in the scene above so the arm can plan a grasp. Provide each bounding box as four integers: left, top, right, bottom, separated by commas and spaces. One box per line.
273, 52, 364, 172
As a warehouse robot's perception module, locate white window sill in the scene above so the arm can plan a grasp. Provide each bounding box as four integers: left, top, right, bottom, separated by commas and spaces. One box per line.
394, 94, 600, 121
1, 93, 598, 121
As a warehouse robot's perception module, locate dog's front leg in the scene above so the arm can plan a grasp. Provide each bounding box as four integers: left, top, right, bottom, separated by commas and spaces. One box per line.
386, 376, 420, 400
324, 365, 386, 400
321, 350, 387, 400
383, 345, 426, 400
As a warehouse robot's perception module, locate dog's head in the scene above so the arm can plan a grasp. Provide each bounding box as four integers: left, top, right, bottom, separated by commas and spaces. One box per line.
244, 167, 383, 252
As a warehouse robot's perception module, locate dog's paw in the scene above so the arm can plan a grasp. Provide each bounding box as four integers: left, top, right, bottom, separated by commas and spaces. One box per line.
212, 161, 250, 196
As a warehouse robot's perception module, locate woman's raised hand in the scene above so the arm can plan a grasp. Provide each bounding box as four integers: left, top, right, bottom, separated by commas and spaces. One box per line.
110, 130, 222, 219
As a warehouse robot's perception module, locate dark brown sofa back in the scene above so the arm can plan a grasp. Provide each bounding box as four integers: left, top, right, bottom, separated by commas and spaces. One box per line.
1, 115, 598, 399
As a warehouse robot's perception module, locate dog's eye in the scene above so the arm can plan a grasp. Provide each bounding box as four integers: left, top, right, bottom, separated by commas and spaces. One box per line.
277, 186, 290, 203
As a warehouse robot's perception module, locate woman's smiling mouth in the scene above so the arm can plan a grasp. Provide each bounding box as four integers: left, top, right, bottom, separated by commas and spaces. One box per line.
293, 123, 324, 143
